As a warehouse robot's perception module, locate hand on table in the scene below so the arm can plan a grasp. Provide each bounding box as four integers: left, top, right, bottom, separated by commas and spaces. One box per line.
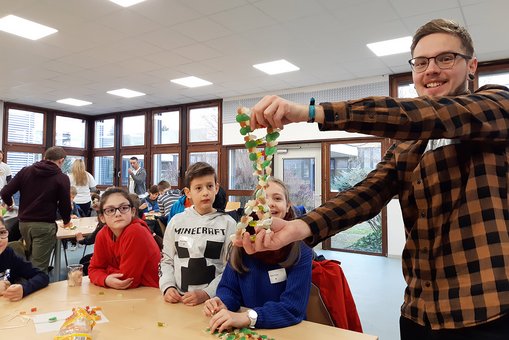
163, 287, 182, 303
75, 232, 85, 242
208, 309, 250, 333
1, 284, 23, 301
105, 273, 133, 290
63, 221, 73, 229
0, 280, 10, 295
203, 296, 227, 317
182, 289, 209, 306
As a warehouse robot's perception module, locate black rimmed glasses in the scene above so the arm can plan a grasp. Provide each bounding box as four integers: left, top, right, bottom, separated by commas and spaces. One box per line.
408, 52, 472, 73
0, 229, 8, 239
103, 205, 132, 216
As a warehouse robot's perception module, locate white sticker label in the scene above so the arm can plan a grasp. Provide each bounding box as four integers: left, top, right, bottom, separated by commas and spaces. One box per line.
268, 268, 287, 284
178, 236, 193, 248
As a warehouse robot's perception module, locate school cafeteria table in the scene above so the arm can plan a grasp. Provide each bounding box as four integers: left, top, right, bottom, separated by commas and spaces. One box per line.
0, 277, 378, 340
55, 217, 98, 280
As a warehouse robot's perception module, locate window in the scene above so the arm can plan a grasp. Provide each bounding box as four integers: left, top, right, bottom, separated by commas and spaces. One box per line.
6, 151, 42, 176
153, 153, 179, 186
228, 149, 257, 190
122, 115, 145, 146
478, 71, 509, 87
189, 151, 218, 169
189, 107, 218, 143
7, 108, 44, 144
55, 116, 86, 148
328, 142, 383, 254
94, 156, 114, 186
95, 119, 115, 148
283, 158, 315, 213
62, 156, 85, 175
153, 111, 179, 144
397, 82, 417, 98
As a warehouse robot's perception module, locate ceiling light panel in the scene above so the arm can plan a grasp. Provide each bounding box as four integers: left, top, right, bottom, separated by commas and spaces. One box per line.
0, 15, 58, 40
253, 59, 300, 75
367, 36, 412, 57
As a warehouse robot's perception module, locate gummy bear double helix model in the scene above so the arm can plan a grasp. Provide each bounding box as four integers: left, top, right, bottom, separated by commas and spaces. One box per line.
235, 107, 280, 240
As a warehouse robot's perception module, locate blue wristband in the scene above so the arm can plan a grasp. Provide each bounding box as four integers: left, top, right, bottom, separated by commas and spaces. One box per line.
308, 97, 315, 123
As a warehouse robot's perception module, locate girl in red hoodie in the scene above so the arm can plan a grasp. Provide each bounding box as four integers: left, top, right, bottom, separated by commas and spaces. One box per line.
89, 188, 160, 289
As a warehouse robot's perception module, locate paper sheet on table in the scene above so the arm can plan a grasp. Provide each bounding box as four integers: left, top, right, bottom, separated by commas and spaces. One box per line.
31, 309, 108, 334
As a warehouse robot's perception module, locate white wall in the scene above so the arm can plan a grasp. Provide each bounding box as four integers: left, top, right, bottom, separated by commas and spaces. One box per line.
0, 101, 3, 146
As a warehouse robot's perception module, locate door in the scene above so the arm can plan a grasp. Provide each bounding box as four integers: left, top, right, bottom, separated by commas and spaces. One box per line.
274, 143, 322, 213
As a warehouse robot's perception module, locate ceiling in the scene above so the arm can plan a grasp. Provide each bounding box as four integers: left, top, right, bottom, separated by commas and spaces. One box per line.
1, 0, 508, 115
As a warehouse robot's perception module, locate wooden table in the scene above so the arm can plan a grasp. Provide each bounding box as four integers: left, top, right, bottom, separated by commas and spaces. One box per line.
55, 217, 98, 280
0, 278, 378, 340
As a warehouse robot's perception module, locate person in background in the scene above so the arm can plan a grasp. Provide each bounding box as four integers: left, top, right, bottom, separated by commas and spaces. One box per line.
204, 177, 312, 332
157, 180, 181, 227
0, 218, 49, 301
128, 157, 146, 195
239, 19, 509, 340
0, 146, 72, 273
88, 188, 160, 289
159, 162, 237, 306
139, 185, 160, 216
68, 159, 97, 217
0, 150, 12, 191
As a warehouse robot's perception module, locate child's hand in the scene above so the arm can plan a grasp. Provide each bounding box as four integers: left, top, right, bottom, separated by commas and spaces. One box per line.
139, 202, 148, 210
209, 309, 250, 333
182, 289, 209, 306
2, 284, 23, 302
105, 273, 133, 290
0, 280, 9, 295
75, 232, 85, 242
203, 296, 227, 316
163, 287, 182, 303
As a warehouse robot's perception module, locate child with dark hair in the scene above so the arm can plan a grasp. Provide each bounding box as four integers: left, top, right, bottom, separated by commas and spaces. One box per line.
159, 162, 236, 306
204, 177, 312, 331
0, 217, 49, 301
88, 188, 161, 289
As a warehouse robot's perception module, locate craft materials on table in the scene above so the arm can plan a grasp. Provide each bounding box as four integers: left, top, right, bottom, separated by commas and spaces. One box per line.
235, 107, 280, 240
31, 306, 108, 334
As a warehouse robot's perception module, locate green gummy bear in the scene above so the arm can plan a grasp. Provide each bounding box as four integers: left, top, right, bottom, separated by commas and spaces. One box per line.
249, 153, 258, 161
245, 140, 257, 148
265, 146, 276, 156
262, 160, 271, 168
266, 131, 280, 142
240, 126, 251, 135
236, 113, 250, 122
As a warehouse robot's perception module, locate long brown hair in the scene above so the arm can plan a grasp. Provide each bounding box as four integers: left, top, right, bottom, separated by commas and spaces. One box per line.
229, 177, 301, 273
71, 159, 88, 186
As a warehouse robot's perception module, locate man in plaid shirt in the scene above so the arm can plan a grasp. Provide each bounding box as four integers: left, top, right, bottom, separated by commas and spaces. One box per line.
240, 19, 509, 340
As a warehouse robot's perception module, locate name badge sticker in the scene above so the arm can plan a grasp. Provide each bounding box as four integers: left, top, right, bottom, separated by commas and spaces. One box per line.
178, 236, 194, 248
268, 268, 287, 284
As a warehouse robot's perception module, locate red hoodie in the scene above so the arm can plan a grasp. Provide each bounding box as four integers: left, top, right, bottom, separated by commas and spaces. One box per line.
89, 219, 161, 288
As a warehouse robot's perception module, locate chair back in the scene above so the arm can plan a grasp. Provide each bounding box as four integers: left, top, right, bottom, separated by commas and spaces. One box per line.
306, 282, 335, 326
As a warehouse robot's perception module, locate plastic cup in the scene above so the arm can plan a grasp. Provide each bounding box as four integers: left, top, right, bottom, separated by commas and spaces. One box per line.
67, 264, 84, 287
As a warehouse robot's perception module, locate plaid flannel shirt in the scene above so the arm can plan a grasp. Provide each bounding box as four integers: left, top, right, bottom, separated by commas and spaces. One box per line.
301, 85, 509, 329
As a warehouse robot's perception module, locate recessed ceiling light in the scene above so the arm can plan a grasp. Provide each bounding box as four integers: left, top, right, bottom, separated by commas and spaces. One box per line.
171, 76, 212, 88
367, 36, 412, 57
107, 88, 146, 98
109, 0, 146, 8
253, 59, 300, 75
56, 98, 92, 107
0, 15, 58, 40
